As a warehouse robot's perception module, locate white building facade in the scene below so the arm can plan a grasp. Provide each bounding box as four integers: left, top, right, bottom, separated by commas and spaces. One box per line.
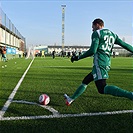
0, 8, 26, 60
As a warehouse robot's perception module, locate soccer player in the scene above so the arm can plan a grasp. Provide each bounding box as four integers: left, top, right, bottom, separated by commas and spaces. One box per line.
64, 18, 133, 106
52, 50, 55, 59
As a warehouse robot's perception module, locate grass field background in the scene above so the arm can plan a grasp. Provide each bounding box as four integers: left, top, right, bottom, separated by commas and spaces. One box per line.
0, 57, 133, 132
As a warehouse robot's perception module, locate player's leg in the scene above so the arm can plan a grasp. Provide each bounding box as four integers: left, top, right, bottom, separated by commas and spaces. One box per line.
4, 54, 7, 62
64, 72, 94, 105
71, 72, 94, 100
94, 65, 133, 100
3, 54, 6, 62
104, 85, 133, 100
95, 79, 106, 94
95, 79, 133, 100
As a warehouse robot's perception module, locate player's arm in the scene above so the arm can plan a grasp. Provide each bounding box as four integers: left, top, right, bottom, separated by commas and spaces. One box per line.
71, 31, 99, 63
78, 31, 99, 60
115, 36, 133, 53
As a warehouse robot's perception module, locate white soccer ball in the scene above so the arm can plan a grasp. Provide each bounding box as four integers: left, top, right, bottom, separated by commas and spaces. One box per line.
39, 94, 50, 105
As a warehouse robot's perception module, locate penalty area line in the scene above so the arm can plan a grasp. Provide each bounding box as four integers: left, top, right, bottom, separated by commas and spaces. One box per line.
0, 109, 133, 121
0, 59, 34, 119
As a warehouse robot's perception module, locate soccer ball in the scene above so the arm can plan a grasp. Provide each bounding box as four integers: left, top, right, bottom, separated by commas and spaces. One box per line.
39, 94, 50, 105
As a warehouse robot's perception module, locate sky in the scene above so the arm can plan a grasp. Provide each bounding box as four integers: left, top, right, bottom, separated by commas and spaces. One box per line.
0, 0, 133, 47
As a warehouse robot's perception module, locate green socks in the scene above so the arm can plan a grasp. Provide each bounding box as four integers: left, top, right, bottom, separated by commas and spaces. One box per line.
71, 83, 87, 100
104, 85, 133, 100
70, 84, 133, 101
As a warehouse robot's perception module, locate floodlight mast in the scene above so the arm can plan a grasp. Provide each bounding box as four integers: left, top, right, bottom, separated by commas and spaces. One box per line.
61, 5, 66, 51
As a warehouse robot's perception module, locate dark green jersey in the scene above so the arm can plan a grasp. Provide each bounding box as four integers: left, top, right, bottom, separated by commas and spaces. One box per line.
79, 29, 133, 67
93, 29, 116, 66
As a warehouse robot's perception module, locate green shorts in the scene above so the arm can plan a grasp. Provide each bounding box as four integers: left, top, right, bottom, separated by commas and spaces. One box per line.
92, 65, 110, 81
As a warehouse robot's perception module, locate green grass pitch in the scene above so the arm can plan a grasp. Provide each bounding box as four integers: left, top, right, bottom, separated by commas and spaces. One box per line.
0, 57, 133, 132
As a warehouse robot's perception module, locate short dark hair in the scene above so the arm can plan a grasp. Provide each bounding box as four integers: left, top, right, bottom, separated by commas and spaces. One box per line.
93, 18, 104, 26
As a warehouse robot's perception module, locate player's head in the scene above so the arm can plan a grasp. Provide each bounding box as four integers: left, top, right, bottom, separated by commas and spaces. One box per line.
92, 18, 104, 31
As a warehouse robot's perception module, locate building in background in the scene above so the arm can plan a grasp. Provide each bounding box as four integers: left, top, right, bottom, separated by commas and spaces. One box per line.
34, 44, 132, 57
0, 7, 26, 60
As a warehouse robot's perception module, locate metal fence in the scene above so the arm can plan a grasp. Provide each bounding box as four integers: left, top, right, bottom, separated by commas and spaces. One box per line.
0, 7, 25, 41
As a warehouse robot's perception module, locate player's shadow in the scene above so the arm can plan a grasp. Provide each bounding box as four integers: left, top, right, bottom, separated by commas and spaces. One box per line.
56, 66, 92, 71
111, 68, 133, 73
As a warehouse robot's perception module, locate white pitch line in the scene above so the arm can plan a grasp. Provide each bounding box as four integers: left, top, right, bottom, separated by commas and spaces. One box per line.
31, 66, 90, 68
31, 66, 133, 69
0, 110, 133, 121
12, 100, 59, 115
0, 59, 34, 119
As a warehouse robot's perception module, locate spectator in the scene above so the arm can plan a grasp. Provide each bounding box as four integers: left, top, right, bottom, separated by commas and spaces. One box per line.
2, 46, 7, 62
52, 50, 55, 59
41, 50, 45, 58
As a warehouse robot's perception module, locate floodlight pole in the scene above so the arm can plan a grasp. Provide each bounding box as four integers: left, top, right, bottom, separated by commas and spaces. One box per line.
61, 5, 66, 52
